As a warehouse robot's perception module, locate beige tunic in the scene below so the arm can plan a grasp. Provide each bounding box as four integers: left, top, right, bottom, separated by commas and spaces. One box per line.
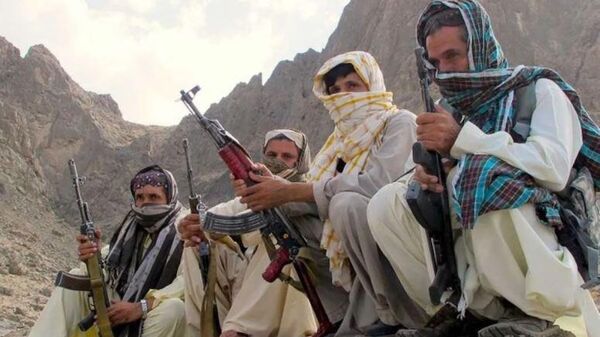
312, 111, 429, 334
180, 198, 319, 337
179, 198, 248, 335
368, 79, 600, 337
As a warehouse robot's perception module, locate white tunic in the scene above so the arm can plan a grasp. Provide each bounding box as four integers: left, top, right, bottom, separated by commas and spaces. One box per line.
368, 79, 600, 337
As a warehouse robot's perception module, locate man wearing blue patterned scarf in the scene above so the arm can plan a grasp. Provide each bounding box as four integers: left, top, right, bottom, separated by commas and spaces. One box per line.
368, 1, 600, 336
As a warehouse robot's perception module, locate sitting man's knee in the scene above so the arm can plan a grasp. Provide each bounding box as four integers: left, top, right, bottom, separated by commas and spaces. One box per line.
329, 192, 368, 224
330, 191, 364, 212
152, 298, 185, 325
328, 192, 370, 239
367, 182, 406, 234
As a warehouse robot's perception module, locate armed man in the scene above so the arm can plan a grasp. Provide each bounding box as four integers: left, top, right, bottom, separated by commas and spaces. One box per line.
368, 1, 600, 336
233, 51, 428, 336
178, 128, 349, 337
29, 165, 188, 337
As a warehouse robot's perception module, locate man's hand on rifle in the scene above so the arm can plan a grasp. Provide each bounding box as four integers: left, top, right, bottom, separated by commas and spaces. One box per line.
178, 213, 207, 248
413, 159, 455, 193
76, 229, 101, 262
107, 299, 153, 326
414, 164, 444, 193
416, 104, 460, 156
233, 163, 290, 212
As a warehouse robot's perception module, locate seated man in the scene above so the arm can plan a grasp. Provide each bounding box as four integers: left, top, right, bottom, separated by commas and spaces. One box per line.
368, 1, 600, 336
29, 165, 188, 337
235, 52, 428, 336
178, 129, 336, 337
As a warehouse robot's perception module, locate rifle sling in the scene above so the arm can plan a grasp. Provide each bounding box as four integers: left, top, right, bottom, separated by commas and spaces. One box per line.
201, 244, 220, 337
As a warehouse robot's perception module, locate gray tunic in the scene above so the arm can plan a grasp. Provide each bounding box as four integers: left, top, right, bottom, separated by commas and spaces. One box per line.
312, 111, 429, 334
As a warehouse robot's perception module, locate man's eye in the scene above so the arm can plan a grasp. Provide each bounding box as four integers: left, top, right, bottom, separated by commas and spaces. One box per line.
329, 87, 340, 94
266, 153, 276, 158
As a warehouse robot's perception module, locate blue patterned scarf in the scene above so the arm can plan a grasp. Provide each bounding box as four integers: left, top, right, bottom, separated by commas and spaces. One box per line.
417, 0, 600, 228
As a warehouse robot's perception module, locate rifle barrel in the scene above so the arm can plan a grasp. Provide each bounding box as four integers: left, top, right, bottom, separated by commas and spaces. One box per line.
415, 47, 436, 112
183, 138, 196, 197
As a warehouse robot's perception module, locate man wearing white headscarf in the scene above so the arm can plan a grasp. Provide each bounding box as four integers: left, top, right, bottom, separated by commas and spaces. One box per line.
235, 52, 428, 336
178, 129, 348, 337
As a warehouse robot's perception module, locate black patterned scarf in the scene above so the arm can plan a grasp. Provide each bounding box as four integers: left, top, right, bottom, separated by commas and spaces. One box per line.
106, 165, 184, 337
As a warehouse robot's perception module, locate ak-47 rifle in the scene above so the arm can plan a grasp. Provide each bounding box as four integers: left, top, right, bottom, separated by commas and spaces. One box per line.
55, 159, 114, 337
406, 47, 460, 306
179, 86, 334, 337
182, 138, 220, 337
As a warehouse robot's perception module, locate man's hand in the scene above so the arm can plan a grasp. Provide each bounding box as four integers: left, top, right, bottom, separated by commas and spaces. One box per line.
413, 165, 444, 193
178, 213, 207, 248
230, 163, 276, 198
107, 300, 143, 326
416, 104, 460, 156
231, 174, 247, 198
236, 164, 289, 212
76, 229, 101, 262
413, 159, 455, 193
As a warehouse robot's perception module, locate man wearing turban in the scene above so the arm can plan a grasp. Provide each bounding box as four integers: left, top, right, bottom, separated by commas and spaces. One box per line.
368, 1, 600, 336
30, 165, 188, 337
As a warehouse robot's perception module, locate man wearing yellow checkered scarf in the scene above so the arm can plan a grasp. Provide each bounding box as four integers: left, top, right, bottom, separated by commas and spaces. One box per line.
236, 51, 428, 336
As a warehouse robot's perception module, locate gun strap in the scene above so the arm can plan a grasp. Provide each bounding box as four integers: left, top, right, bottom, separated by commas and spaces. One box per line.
511, 82, 537, 143
203, 211, 267, 235
201, 243, 220, 337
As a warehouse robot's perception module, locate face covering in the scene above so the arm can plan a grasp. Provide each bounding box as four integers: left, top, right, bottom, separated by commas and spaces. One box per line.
131, 203, 172, 228
263, 156, 292, 175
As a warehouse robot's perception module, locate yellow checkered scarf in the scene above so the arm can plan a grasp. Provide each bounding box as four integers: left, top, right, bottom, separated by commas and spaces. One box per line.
309, 51, 398, 290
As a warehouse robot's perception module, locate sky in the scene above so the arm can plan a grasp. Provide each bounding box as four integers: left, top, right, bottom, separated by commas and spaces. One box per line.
0, 0, 350, 126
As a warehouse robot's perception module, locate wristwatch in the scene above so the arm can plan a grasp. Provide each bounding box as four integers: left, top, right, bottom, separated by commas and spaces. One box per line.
140, 299, 149, 320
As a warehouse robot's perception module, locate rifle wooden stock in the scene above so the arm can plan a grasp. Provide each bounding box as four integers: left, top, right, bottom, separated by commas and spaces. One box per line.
85, 253, 113, 337
262, 248, 291, 282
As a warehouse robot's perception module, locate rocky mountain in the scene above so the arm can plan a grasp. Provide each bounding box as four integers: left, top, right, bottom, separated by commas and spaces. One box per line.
1, 0, 599, 335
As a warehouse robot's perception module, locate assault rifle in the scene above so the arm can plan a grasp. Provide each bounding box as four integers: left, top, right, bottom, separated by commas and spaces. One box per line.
179, 86, 334, 337
405, 47, 460, 306
182, 138, 220, 337
55, 159, 114, 337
